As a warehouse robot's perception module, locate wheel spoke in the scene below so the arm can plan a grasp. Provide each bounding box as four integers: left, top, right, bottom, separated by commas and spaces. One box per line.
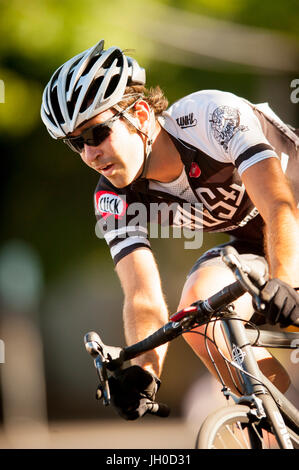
224, 422, 250, 449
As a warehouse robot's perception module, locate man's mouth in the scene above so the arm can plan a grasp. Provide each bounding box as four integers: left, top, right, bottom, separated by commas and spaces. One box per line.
98, 163, 115, 175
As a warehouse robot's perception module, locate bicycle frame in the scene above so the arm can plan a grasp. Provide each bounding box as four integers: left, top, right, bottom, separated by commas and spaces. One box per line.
84, 245, 299, 449
219, 314, 299, 449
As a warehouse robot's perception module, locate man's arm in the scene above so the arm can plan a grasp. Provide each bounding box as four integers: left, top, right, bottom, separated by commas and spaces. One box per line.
241, 157, 299, 287
115, 247, 169, 377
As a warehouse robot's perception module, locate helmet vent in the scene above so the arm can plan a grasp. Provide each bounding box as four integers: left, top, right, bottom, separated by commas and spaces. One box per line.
80, 77, 104, 113
67, 87, 81, 119
81, 55, 101, 77
102, 49, 123, 69
50, 86, 65, 125
103, 74, 120, 100
65, 72, 73, 92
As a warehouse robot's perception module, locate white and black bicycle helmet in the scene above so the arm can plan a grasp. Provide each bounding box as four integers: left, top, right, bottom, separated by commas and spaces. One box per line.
41, 39, 146, 139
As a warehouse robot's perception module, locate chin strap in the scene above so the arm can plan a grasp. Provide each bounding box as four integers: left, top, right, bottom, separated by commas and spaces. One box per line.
138, 134, 153, 179
113, 103, 155, 181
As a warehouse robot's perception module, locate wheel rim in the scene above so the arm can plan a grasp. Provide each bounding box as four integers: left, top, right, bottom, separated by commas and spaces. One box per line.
196, 406, 283, 449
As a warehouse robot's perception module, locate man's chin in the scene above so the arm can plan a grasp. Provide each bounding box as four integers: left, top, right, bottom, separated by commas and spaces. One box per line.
106, 171, 140, 188
106, 176, 133, 189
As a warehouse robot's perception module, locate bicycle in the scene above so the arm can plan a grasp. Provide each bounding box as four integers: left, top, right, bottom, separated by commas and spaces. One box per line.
84, 246, 299, 449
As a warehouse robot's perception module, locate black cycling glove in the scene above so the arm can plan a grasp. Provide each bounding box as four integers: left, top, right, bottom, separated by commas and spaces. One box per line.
258, 278, 299, 327
96, 365, 160, 420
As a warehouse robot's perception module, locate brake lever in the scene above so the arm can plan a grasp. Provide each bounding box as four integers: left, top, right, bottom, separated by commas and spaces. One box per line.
94, 354, 110, 405
84, 331, 125, 406
221, 246, 266, 311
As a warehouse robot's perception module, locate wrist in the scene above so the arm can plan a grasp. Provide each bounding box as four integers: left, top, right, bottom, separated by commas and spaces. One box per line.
143, 364, 161, 384
143, 363, 156, 374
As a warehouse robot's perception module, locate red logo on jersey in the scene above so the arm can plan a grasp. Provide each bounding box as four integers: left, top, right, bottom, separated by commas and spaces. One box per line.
95, 191, 128, 219
189, 162, 201, 178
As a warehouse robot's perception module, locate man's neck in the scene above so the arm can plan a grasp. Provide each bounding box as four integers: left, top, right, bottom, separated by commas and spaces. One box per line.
145, 124, 183, 183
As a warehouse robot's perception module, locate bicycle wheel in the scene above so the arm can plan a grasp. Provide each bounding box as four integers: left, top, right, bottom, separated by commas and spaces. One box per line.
196, 404, 281, 449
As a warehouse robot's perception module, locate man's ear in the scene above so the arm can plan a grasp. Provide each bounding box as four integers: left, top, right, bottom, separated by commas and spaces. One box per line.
134, 100, 151, 132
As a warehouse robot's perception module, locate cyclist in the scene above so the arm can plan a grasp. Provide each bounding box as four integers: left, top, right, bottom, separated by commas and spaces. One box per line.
41, 40, 299, 420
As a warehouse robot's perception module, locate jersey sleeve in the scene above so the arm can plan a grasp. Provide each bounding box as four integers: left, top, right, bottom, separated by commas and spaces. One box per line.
94, 177, 151, 265
205, 91, 278, 175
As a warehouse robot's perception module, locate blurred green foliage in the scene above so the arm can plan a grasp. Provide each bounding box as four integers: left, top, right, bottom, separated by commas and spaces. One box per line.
0, 0, 298, 281
167, 0, 299, 37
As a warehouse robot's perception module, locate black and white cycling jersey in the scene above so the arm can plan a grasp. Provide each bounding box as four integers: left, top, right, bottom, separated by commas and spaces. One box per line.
94, 90, 299, 265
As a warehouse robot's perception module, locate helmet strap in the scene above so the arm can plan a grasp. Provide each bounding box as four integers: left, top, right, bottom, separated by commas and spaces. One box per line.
114, 103, 155, 180
139, 137, 153, 179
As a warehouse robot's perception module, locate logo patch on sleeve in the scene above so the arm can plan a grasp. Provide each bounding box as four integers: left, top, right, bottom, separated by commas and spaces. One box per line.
95, 191, 128, 219
209, 106, 249, 152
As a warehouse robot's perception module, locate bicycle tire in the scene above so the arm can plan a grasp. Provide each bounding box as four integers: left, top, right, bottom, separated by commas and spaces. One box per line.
195, 404, 298, 449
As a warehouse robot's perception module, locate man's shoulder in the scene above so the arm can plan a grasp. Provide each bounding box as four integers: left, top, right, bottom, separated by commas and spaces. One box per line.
161, 89, 251, 138
167, 89, 246, 114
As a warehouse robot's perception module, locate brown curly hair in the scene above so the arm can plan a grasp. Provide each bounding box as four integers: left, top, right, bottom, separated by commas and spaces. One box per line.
116, 85, 168, 132
118, 85, 168, 115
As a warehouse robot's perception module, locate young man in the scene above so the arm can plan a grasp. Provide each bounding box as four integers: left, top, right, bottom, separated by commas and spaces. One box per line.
41, 39, 299, 420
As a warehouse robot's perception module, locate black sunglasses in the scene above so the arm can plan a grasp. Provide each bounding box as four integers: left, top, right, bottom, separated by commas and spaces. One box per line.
62, 112, 123, 154
62, 98, 141, 154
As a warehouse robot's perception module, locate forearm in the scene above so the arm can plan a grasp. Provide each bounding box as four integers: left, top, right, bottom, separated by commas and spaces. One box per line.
123, 296, 169, 377
241, 159, 299, 287
265, 205, 299, 286
116, 248, 169, 378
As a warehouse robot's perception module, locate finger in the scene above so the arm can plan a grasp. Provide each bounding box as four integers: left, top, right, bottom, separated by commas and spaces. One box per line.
261, 280, 279, 302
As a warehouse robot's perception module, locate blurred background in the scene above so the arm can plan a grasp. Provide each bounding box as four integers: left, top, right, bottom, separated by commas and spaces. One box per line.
0, 0, 298, 449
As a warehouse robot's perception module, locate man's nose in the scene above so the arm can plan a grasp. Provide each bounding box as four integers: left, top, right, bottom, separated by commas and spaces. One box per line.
83, 144, 102, 164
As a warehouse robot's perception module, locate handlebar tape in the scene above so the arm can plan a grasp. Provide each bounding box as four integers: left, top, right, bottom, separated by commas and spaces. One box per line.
203, 280, 247, 313
123, 321, 183, 362
123, 282, 246, 361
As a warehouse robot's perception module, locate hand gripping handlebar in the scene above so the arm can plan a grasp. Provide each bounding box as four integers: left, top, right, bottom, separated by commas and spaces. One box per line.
84, 331, 170, 417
